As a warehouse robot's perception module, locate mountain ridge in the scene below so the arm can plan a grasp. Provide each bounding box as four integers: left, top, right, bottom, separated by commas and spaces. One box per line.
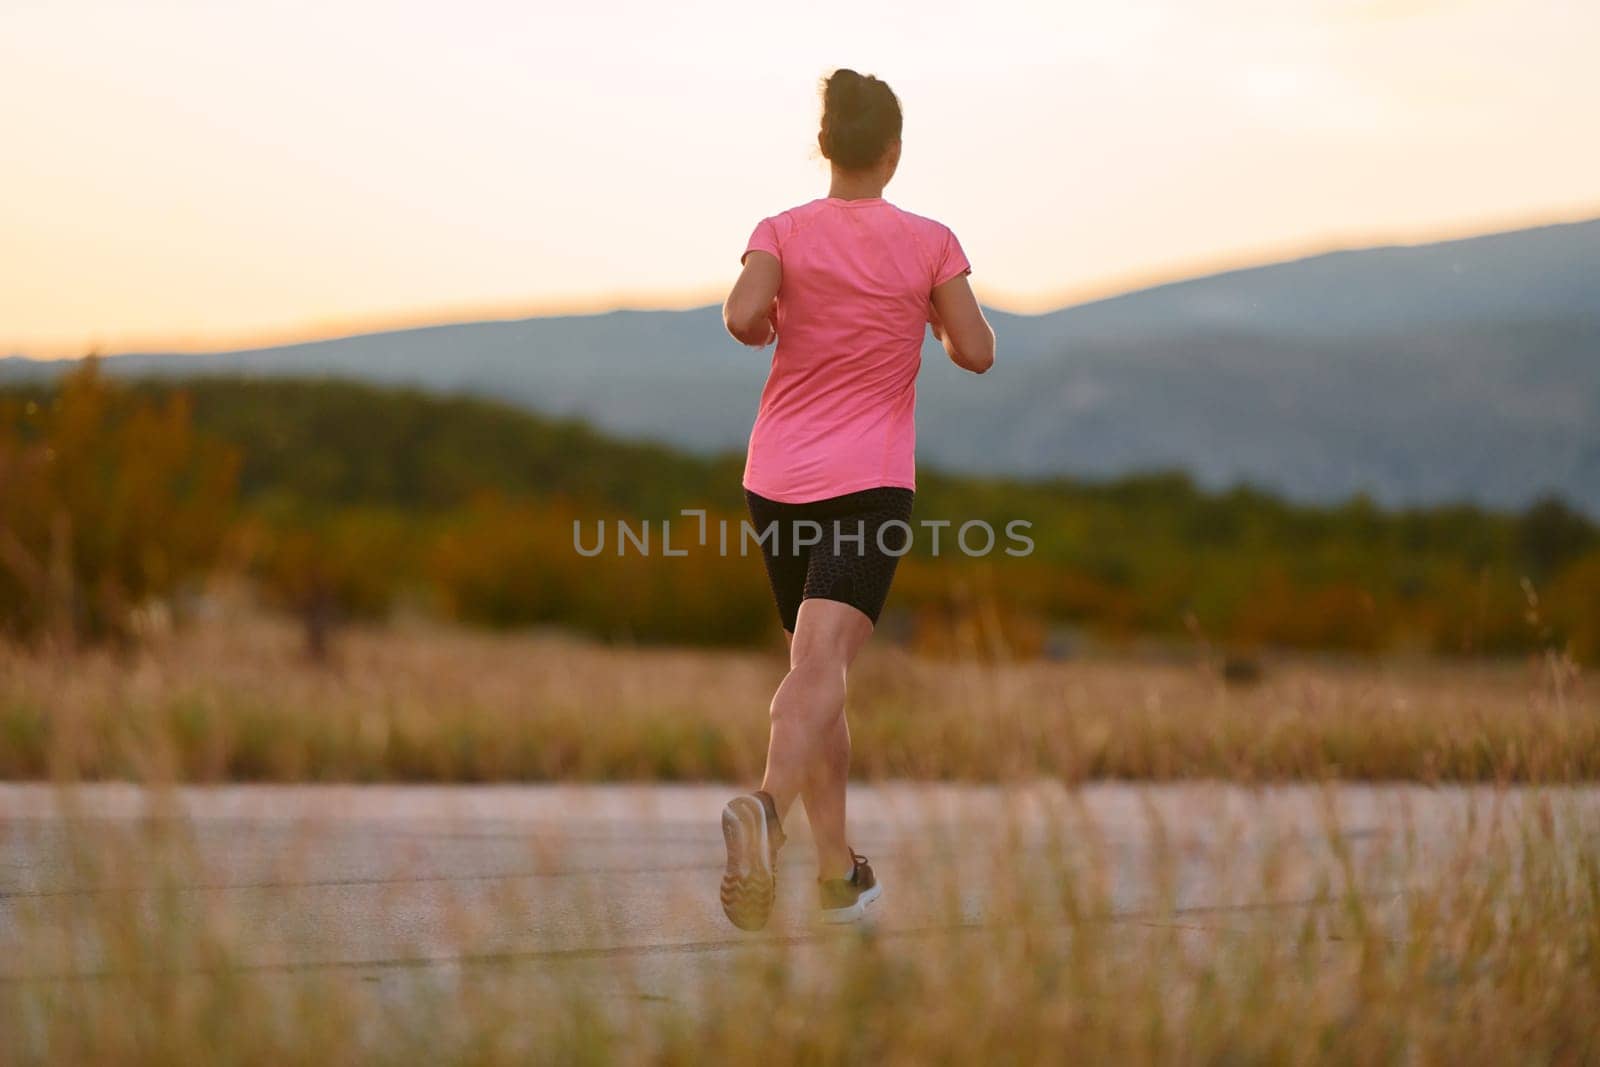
5, 216, 1596, 515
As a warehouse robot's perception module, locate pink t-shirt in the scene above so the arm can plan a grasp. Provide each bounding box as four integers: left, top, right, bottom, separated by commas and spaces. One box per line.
739, 196, 972, 503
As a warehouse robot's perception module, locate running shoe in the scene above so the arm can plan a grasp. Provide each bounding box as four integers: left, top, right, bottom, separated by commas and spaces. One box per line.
720, 790, 786, 931
817, 850, 882, 924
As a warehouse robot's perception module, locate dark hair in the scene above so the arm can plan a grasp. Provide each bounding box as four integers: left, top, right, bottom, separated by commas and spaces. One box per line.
818, 68, 902, 171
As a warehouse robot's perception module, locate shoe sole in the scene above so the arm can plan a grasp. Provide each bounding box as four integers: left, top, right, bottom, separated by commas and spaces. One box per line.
720, 795, 775, 931
818, 882, 882, 925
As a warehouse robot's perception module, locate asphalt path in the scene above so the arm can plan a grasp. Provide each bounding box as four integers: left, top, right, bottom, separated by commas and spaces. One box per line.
2, 782, 1593, 1009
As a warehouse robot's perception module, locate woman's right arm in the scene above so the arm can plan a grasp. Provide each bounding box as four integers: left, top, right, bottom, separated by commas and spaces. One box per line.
930, 273, 995, 374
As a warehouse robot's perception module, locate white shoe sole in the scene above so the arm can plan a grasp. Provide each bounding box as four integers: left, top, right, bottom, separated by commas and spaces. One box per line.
819, 882, 882, 925
720, 795, 775, 930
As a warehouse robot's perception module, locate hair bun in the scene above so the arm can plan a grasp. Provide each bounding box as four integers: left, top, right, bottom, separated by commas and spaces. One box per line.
818, 68, 902, 171
829, 68, 865, 108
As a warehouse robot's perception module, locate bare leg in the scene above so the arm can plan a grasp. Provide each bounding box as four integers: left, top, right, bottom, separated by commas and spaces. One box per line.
776, 626, 856, 880
760, 599, 871, 881
776, 627, 854, 879
802, 706, 854, 881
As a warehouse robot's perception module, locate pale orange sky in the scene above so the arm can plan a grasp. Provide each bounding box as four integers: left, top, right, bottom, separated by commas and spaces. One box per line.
3, 0, 1597, 357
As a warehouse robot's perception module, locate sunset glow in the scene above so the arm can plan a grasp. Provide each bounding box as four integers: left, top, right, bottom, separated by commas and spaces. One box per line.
3, 0, 1597, 357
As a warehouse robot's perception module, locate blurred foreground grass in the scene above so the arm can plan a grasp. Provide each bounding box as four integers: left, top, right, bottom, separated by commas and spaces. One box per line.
0, 782, 1595, 1063
0, 614, 1593, 783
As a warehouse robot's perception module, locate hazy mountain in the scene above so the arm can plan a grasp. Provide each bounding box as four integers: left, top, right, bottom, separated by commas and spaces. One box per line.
5, 217, 1598, 514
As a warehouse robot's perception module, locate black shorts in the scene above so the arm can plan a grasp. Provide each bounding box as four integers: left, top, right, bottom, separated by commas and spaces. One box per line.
744, 485, 915, 632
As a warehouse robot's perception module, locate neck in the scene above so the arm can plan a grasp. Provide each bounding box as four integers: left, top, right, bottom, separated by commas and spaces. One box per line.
827, 171, 885, 201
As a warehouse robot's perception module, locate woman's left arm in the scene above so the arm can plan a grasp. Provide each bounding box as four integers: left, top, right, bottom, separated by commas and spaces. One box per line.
724, 250, 781, 347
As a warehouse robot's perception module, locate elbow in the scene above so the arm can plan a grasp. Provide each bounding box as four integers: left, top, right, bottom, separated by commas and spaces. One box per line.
958, 331, 996, 374
723, 305, 767, 346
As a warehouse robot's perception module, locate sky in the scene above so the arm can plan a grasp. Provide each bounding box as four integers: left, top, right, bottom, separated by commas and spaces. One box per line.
3, 0, 1597, 357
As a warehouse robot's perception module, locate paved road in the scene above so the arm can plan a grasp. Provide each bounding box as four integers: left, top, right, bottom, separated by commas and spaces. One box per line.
1, 782, 1595, 1000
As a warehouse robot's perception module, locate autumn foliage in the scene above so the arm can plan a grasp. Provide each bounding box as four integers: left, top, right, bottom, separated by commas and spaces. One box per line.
0, 361, 238, 647
2, 368, 1597, 661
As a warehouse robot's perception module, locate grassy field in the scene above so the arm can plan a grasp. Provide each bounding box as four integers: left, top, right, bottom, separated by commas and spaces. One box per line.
1, 613, 1593, 784
1, 781, 1596, 1063
4, 617, 1598, 1062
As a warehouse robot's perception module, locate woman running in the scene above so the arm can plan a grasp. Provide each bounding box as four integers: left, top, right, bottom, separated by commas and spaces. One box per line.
718, 68, 996, 929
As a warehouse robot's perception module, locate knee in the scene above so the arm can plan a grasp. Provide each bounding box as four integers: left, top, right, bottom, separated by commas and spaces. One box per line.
768, 656, 845, 729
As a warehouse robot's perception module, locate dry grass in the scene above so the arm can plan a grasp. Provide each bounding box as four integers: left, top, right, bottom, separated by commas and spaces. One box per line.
2, 610, 1596, 1061
0, 781, 1596, 1064
0, 613, 1594, 783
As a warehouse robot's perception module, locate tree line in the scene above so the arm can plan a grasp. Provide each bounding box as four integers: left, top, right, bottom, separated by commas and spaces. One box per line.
2, 362, 1594, 661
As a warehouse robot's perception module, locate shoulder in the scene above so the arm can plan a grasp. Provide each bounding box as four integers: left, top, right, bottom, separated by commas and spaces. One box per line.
885, 203, 954, 239
882, 204, 959, 272
754, 200, 818, 236
751, 200, 830, 250
885, 205, 959, 263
